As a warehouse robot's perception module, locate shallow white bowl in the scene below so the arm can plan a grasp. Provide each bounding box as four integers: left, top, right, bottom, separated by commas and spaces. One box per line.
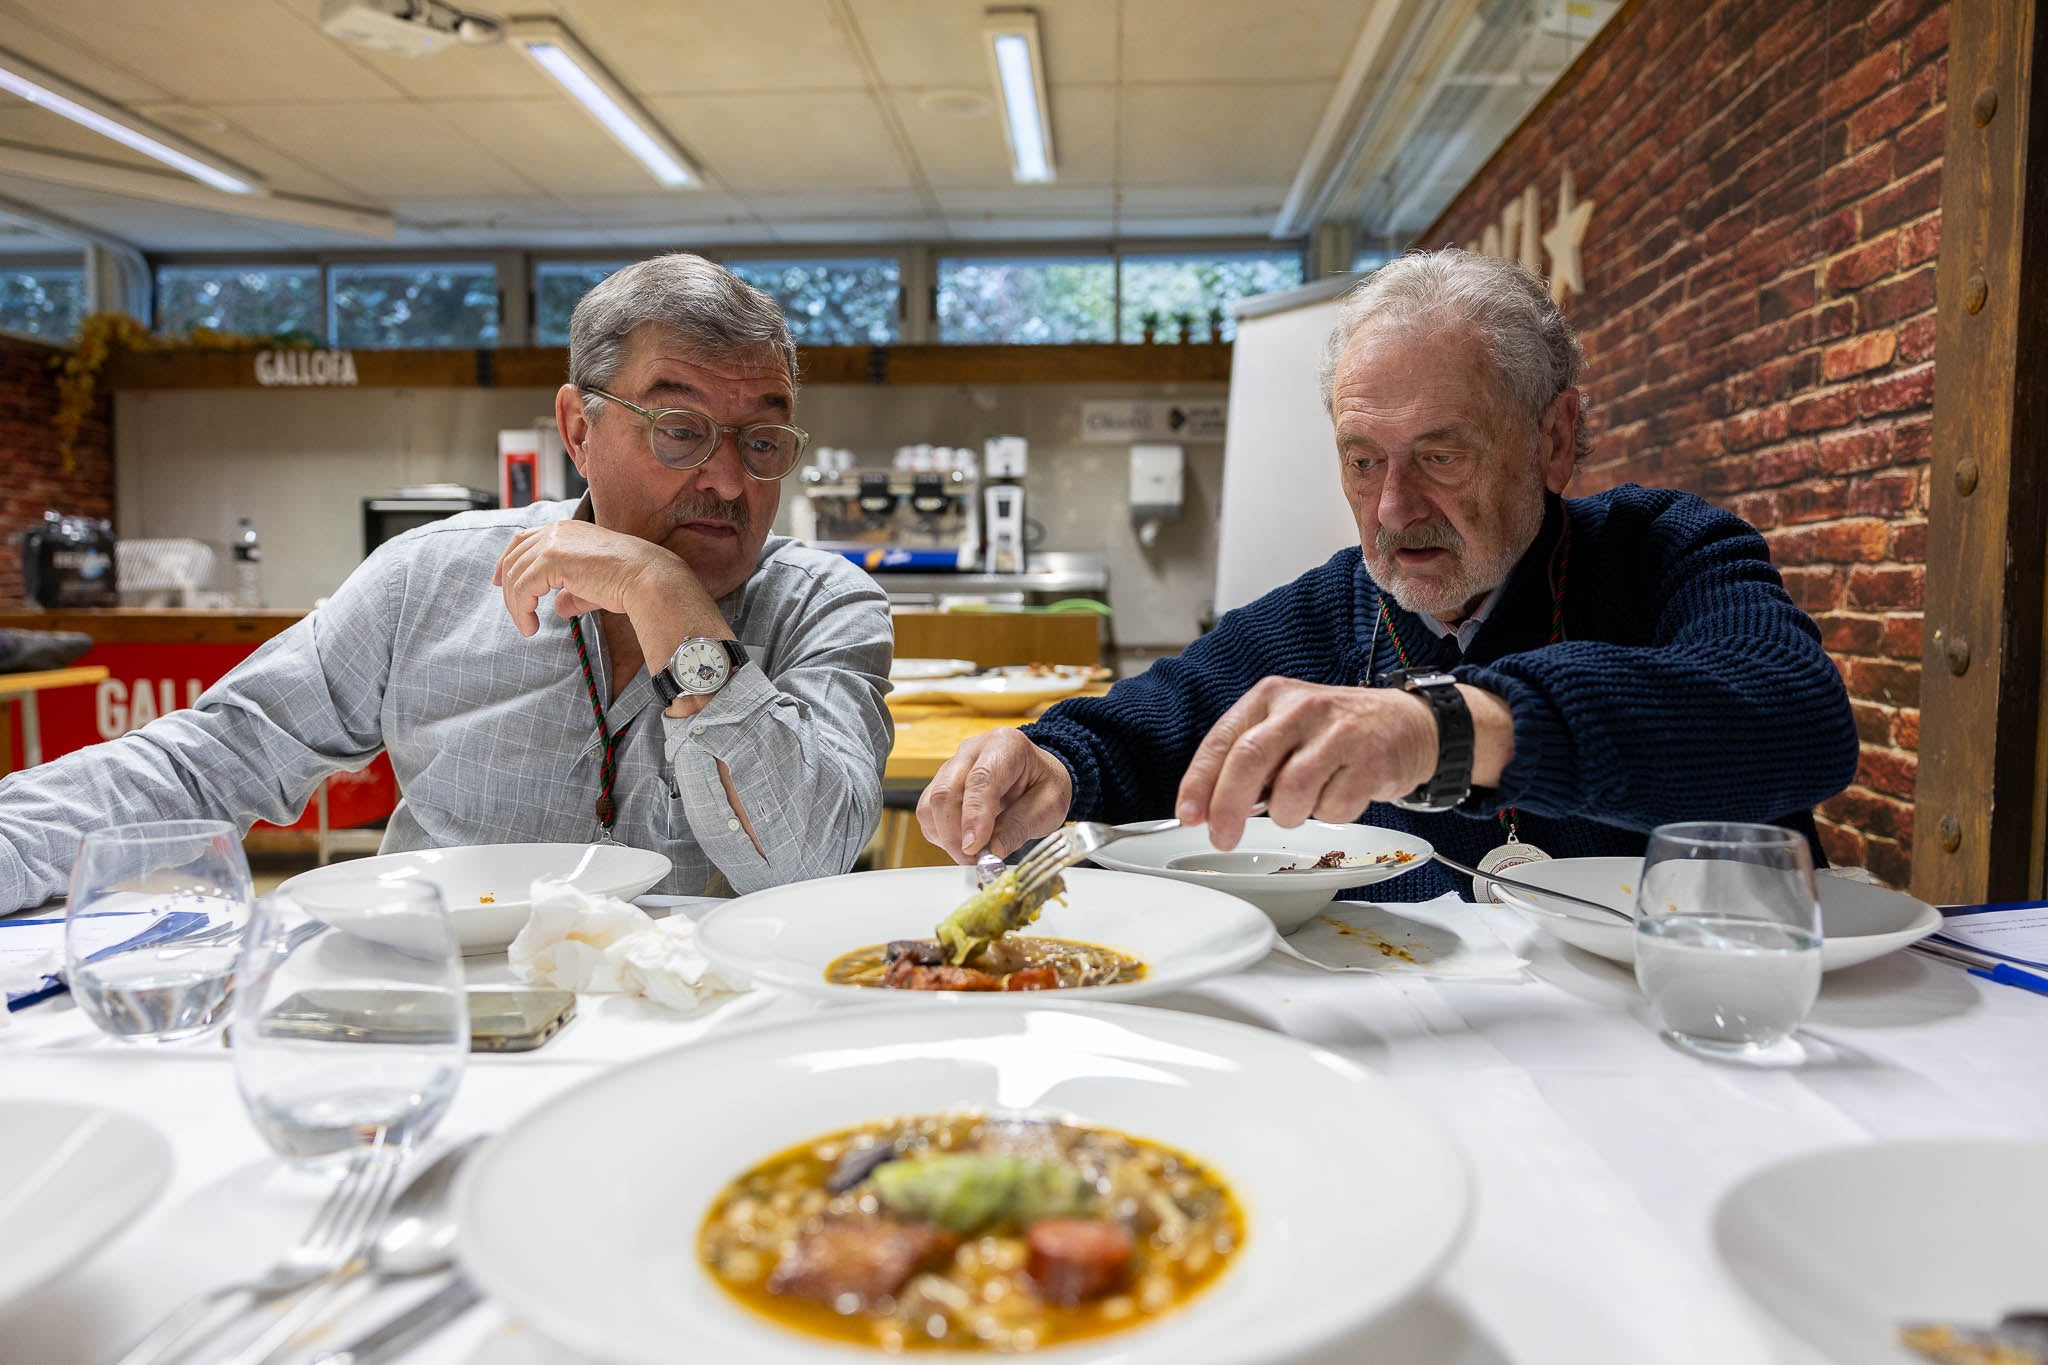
1084, 818, 1435, 934
457, 1002, 1471, 1365
889, 657, 977, 681
1494, 856, 1941, 971
1715, 1139, 2048, 1364
0, 1102, 171, 1313
279, 842, 671, 955
920, 672, 1091, 715
696, 864, 1275, 1002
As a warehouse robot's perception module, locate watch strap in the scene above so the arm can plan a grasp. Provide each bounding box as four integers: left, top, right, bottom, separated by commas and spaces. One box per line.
1382, 669, 1474, 812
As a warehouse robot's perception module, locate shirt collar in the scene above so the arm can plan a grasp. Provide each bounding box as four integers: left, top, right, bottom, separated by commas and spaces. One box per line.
1414, 582, 1505, 654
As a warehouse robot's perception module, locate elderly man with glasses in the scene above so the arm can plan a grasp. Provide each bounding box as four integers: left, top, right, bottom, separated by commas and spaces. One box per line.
919, 249, 1860, 901
0, 254, 892, 909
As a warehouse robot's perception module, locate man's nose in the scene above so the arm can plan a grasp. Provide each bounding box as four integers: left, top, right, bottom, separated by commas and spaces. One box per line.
688, 429, 749, 500
1376, 455, 1432, 529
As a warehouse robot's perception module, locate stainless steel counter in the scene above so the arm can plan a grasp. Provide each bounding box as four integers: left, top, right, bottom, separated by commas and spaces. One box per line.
857, 550, 1109, 600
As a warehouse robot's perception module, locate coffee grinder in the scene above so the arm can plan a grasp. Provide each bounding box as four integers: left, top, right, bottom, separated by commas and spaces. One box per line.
982, 435, 1028, 573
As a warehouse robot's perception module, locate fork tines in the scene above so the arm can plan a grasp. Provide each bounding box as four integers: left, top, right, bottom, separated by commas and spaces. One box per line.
1013, 833, 1078, 902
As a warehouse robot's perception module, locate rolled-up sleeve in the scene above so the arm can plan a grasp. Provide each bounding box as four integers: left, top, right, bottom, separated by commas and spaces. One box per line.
663, 578, 892, 893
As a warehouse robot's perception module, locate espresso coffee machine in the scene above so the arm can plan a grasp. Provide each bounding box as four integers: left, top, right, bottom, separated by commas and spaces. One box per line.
792, 446, 980, 570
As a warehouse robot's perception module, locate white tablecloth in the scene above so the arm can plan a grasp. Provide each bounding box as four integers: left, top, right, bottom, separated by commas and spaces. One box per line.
3, 898, 2044, 1365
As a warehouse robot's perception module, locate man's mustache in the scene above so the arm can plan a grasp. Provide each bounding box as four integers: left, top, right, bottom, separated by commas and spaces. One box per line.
1376, 522, 1462, 557
666, 492, 750, 533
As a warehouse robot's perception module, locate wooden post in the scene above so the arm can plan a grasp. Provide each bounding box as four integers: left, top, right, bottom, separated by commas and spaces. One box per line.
1913, 0, 2048, 904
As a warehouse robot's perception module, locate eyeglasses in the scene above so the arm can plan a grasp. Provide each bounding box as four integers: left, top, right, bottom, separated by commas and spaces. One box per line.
584, 387, 809, 482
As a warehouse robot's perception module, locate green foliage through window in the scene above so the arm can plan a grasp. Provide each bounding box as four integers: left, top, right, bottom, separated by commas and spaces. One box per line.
156, 266, 321, 340
534, 261, 629, 346
330, 263, 498, 349
726, 258, 899, 345
937, 257, 1114, 344
0, 265, 87, 342
1118, 251, 1303, 343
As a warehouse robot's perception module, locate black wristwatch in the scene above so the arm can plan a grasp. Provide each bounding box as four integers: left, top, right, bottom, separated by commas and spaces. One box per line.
1379, 669, 1474, 812
651, 637, 748, 707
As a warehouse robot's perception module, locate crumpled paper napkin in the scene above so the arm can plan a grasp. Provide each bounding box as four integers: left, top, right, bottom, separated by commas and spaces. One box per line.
508, 880, 748, 1011
1273, 892, 1528, 981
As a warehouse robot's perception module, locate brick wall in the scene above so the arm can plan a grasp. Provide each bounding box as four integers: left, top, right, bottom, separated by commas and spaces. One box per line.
1428, 0, 1944, 887
0, 333, 115, 606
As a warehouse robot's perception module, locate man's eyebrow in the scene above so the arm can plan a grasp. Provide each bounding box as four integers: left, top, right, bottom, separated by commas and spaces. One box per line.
1412, 423, 1485, 445
642, 378, 791, 415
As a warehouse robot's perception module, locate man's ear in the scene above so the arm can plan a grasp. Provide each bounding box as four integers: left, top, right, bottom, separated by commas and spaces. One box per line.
556, 384, 591, 477
1539, 388, 1580, 494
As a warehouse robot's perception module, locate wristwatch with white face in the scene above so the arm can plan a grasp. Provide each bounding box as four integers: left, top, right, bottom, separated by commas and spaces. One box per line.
652, 637, 747, 707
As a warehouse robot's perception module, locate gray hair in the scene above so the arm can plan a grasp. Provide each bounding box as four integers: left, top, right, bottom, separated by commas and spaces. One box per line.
568, 253, 798, 415
1318, 248, 1590, 465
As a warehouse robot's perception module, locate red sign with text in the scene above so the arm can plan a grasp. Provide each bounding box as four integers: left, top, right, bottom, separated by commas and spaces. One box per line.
20, 641, 397, 830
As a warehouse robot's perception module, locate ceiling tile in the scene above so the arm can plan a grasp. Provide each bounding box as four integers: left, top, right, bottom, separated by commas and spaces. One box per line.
0, 174, 311, 249
0, 105, 162, 170
427, 97, 692, 198
0, 1, 175, 103
552, 0, 868, 94
1120, 0, 1371, 83
644, 92, 910, 194
843, 0, 1119, 87
25, 0, 402, 104
1119, 83, 1329, 187
227, 101, 540, 197
891, 85, 1114, 189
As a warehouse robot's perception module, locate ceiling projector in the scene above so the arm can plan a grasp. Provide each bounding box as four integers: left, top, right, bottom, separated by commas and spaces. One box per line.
319, 0, 503, 57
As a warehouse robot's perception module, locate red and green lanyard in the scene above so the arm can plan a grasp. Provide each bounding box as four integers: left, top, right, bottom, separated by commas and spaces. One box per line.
569, 616, 631, 835
1374, 514, 1571, 838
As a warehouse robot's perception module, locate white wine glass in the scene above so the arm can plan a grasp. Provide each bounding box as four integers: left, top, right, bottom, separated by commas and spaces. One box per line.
64, 820, 252, 1044
1633, 821, 1822, 1062
231, 878, 468, 1160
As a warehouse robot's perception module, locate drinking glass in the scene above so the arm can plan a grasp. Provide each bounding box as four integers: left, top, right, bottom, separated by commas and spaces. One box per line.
1633, 821, 1823, 1060
64, 820, 252, 1043
232, 878, 468, 1160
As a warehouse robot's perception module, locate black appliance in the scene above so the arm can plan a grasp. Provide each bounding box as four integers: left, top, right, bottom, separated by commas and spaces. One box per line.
362, 485, 498, 556
19, 510, 118, 607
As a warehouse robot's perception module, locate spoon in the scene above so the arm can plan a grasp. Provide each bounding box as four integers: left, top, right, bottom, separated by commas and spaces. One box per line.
1429, 851, 1637, 924
220, 1136, 485, 1365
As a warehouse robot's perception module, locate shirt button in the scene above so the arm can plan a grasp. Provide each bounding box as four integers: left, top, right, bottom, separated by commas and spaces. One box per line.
691, 725, 705, 737
726, 818, 740, 831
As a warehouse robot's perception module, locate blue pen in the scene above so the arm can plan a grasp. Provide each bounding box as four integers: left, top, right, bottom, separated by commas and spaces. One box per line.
1968, 963, 2048, 997
5, 910, 215, 1012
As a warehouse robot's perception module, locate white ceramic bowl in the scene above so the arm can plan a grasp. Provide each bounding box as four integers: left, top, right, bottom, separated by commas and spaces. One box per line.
1493, 856, 1941, 971
921, 672, 1091, 715
1715, 1139, 2048, 1364
889, 657, 977, 680
279, 842, 671, 955
457, 1002, 1471, 1365
696, 864, 1276, 1002
1083, 818, 1435, 934
0, 1102, 171, 1313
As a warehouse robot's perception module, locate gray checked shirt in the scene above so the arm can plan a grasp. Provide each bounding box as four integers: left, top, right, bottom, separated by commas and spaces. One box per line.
0, 499, 894, 910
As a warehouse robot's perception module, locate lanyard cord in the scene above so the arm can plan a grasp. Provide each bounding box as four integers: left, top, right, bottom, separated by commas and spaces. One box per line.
569, 616, 630, 832
1368, 513, 1573, 835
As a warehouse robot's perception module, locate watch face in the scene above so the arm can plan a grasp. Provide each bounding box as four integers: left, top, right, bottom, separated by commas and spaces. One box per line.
671, 638, 732, 694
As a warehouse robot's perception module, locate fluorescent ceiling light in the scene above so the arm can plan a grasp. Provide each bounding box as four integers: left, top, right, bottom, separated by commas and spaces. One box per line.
0, 47, 264, 196
984, 9, 1055, 184
508, 19, 698, 189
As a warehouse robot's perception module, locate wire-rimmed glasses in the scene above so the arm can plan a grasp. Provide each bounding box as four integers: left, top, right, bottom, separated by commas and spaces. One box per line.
585, 386, 809, 481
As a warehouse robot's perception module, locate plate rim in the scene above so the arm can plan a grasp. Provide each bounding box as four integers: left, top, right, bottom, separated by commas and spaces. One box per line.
0, 1100, 172, 1311
276, 841, 673, 911
694, 865, 1278, 1003
1087, 818, 1436, 892
455, 999, 1474, 1365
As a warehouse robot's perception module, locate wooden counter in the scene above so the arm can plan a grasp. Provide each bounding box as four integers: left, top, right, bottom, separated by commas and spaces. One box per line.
0, 608, 306, 646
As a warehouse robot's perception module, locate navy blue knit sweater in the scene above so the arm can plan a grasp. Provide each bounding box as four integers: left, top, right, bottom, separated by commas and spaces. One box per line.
1024, 484, 1860, 901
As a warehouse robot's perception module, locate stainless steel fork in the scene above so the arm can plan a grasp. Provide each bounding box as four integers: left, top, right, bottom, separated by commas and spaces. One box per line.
114, 1145, 406, 1365
1005, 803, 1269, 903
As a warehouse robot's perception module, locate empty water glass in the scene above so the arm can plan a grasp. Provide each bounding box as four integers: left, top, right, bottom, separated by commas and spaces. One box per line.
232, 879, 468, 1160
64, 820, 252, 1043
1633, 821, 1823, 1061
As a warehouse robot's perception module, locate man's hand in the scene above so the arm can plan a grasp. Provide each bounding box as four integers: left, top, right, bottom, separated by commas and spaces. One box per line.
1175, 677, 1515, 850
492, 520, 700, 637
918, 729, 1074, 863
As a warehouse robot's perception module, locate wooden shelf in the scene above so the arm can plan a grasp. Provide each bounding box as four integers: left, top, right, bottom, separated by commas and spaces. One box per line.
0, 608, 305, 646
101, 342, 1231, 391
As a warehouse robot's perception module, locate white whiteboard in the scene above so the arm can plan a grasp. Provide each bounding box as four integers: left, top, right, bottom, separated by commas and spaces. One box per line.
1214, 277, 1362, 614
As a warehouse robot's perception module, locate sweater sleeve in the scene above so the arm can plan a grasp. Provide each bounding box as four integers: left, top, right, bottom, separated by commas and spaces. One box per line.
1455, 496, 1858, 830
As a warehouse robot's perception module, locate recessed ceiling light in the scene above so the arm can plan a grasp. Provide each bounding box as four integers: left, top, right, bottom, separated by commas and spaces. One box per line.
0, 46, 264, 195
983, 8, 1055, 184
506, 18, 699, 189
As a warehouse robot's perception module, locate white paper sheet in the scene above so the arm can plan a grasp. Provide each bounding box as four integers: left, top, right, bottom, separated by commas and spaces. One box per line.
1934, 900, 2048, 969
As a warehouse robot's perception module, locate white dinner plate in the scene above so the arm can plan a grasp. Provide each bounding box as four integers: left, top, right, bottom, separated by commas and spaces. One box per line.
1714, 1139, 2048, 1364
922, 671, 1092, 715
457, 1002, 1471, 1365
1492, 856, 1941, 971
0, 1102, 171, 1314
889, 657, 977, 681
1083, 818, 1435, 934
696, 864, 1276, 1002
279, 843, 671, 955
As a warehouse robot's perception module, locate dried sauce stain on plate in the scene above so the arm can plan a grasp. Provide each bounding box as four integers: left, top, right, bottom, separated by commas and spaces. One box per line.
1314, 916, 1423, 964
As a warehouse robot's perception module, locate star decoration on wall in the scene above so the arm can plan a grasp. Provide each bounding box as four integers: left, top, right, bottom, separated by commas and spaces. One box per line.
1541, 166, 1596, 303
